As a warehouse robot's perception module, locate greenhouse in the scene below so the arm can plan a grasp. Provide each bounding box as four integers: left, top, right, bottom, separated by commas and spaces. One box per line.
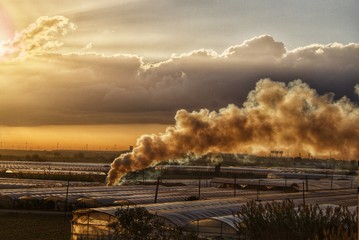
71, 199, 246, 240
71, 198, 358, 240
184, 215, 240, 239
0, 178, 357, 211
0, 174, 356, 239
72, 208, 117, 240
210, 177, 301, 191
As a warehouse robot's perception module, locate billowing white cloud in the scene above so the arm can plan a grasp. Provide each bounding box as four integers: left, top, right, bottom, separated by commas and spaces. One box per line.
222, 35, 286, 60
0, 16, 76, 61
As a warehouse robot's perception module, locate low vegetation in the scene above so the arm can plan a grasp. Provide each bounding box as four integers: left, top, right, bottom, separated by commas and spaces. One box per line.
185, 195, 200, 201
234, 200, 358, 240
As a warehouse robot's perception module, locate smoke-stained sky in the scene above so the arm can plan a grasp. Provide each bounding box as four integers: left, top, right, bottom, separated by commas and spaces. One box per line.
0, 1, 358, 150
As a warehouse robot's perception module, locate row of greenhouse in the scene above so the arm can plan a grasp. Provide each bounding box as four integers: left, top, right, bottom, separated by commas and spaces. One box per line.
0, 161, 110, 173
0, 176, 357, 239
71, 188, 358, 240
68, 177, 357, 239
0, 178, 356, 211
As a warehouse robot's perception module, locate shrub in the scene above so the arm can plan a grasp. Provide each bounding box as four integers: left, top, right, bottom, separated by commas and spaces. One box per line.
234, 200, 357, 240
185, 195, 200, 201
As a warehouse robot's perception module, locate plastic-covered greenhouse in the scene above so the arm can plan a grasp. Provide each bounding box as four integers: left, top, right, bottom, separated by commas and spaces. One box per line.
71, 191, 358, 240
0, 176, 356, 239
184, 215, 240, 239
0, 178, 357, 213
72, 209, 243, 240
1, 178, 355, 211
72, 208, 117, 240
71, 199, 245, 240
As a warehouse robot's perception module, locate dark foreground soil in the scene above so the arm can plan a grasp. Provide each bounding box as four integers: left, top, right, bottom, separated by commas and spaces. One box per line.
0, 211, 71, 240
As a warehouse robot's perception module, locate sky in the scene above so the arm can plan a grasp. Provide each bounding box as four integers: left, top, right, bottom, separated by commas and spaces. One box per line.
0, 0, 358, 151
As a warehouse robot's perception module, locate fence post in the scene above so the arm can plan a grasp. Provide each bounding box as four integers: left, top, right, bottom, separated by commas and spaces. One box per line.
302, 182, 305, 205
154, 177, 160, 203
198, 177, 201, 199
234, 177, 237, 197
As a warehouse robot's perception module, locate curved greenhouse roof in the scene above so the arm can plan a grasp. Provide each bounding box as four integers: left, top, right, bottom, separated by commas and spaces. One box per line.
72, 200, 358, 240
184, 215, 240, 239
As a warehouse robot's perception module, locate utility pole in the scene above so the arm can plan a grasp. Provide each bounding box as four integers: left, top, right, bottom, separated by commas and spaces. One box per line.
302, 182, 305, 205
65, 180, 70, 212
154, 177, 160, 203
63, 175, 70, 227
198, 177, 201, 200
233, 177, 237, 197
256, 180, 262, 201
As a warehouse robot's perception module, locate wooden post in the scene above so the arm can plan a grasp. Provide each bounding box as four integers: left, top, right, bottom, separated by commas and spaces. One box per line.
198, 177, 201, 199
302, 182, 305, 205
63, 178, 70, 228
234, 177, 237, 197
65, 180, 70, 212
154, 177, 160, 203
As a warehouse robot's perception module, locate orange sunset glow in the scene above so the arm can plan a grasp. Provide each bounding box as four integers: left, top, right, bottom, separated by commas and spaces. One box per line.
0, 0, 358, 156
0, 124, 167, 151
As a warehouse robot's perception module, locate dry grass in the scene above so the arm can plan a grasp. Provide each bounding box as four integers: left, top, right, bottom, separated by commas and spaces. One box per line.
0, 212, 71, 240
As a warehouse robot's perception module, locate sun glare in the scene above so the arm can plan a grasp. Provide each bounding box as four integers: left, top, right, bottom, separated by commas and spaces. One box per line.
0, 42, 3, 57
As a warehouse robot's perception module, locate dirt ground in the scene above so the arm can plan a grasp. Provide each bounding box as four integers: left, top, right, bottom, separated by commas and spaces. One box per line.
0, 211, 71, 240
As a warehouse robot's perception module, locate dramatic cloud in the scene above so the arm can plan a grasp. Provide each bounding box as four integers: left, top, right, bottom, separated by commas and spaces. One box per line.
0, 16, 76, 61
222, 35, 286, 60
0, 19, 358, 127
3, 0, 358, 60
107, 79, 359, 185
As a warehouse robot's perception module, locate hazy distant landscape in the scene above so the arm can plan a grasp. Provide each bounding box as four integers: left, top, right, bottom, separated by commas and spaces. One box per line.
0, 149, 357, 239
0, 149, 123, 163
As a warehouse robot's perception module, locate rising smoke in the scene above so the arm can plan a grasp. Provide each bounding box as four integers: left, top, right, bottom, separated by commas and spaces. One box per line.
107, 79, 359, 185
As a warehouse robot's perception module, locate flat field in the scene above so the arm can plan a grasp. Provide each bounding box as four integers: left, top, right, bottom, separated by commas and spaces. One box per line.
0, 212, 71, 240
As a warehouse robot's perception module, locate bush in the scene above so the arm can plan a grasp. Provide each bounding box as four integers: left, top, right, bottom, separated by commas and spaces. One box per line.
234, 200, 357, 240
185, 195, 200, 201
